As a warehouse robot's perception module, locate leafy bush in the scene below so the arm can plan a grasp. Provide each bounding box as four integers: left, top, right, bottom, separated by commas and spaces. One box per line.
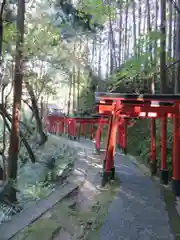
127, 119, 174, 175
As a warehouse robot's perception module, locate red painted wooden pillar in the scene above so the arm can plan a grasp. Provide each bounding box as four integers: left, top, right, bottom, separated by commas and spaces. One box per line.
52, 121, 56, 134
83, 123, 86, 138
71, 119, 76, 140
102, 102, 119, 186
102, 114, 118, 186
89, 123, 93, 139
48, 117, 53, 133
160, 115, 168, 185
91, 123, 95, 139
56, 121, 60, 135
65, 119, 67, 135
95, 119, 103, 153
52, 125, 55, 134
68, 119, 71, 138
58, 121, 61, 135
122, 118, 127, 154
117, 118, 124, 150
172, 110, 180, 196
117, 123, 122, 150
60, 120, 64, 135
64, 119, 67, 134
105, 117, 117, 171
78, 122, 82, 140
150, 118, 157, 175
56, 122, 59, 135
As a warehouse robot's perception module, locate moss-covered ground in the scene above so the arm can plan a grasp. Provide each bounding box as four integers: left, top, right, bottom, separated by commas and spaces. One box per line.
12, 178, 120, 240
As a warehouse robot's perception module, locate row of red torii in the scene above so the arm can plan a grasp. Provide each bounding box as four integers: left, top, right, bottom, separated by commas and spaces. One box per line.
47, 92, 180, 197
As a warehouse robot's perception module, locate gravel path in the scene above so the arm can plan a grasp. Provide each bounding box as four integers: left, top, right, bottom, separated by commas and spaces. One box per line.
100, 153, 175, 240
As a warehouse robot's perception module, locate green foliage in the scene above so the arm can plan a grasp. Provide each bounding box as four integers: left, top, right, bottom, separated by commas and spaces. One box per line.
127, 119, 174, 175
3, 23, 17, 54
137, 30, 162, 50
24, 17, 61, 58
26, 72, 58, 99
109, 30, 163, 89
78, 0, 116, 25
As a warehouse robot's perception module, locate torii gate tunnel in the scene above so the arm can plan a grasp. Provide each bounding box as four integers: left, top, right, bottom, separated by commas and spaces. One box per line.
95, 92, 180, 197
46, 114, 110, 151
46, 114, 133, 154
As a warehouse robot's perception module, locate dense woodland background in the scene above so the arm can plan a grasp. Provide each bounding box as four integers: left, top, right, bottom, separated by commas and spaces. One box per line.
0, 0, 179, 223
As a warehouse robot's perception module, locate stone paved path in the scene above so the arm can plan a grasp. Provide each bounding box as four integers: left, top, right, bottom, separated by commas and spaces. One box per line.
70, 138, 175, 239
100, 153, 175, 240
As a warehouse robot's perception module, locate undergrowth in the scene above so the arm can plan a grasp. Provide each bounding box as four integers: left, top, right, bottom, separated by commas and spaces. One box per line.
0, 136, 77, 225
127, 119, 174, 176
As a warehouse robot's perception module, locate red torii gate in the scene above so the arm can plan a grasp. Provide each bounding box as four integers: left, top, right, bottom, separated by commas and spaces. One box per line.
46, 113, 134, 159
95, 92, 180, 197
117, 117, 136, 154
46, 114, 110, 149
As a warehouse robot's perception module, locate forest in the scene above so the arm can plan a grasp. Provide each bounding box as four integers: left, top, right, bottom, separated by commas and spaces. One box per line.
0, 0, 179, 228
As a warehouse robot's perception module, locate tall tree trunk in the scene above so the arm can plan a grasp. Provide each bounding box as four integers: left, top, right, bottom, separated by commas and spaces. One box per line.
25, 80, 47, 145
67, 73, 72, 115
172, 1, 176, 92
120, 14, 125, 63
109, 30, 114, 74
108, 4, 117, 70
175, 0, 180, 93
118, 7, 122, 66
72, 66, 76, 111
154, 0, 159, 62
138, 0, 141, 57
72, 43, 76, 111
106, 36, 110, 78
98, 32, 102, 77
7, 0, 25, 202
160, 0, 167, 93
168, 0, 173, 64
168, 0, 173, 91
91, 35, 96, 71
77, 67, 80, 110
77, 39, 82, 110
0, 0, 6, 58
132, 0, 137, 58
124, 0, 129, 60
147, 0, 154, 92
